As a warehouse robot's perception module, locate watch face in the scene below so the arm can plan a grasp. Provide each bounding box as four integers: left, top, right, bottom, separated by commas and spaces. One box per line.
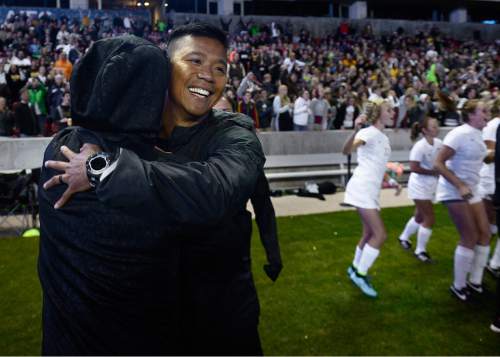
90, 156, 107, 171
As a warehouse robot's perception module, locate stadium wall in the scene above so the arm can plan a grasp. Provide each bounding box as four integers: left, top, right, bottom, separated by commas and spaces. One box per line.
0, 129, 453, 170
257, 128, 452, 155
169, 12, 500, 42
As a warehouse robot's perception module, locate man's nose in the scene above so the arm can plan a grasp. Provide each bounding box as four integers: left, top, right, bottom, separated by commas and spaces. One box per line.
197, 68, 215, 83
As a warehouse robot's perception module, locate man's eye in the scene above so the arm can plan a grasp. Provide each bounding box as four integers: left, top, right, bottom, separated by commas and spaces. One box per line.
189, 58, 202, 65
215, 67, 226, 74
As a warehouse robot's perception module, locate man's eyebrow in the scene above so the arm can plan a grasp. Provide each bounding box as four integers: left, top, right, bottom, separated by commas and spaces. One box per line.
184, 51, 227, 66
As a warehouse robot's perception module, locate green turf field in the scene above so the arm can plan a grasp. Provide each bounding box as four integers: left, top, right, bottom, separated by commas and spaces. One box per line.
1, 205, 499, 355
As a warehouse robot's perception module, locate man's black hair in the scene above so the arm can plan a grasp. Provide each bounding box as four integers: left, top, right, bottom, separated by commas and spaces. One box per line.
167, 22, 228, 54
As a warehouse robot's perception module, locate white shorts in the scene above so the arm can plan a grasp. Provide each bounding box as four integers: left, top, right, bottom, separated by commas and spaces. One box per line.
407, 176, 436, 201
478, 176, 495, 199
436, 183, 482, 204
344, 176, 381, 209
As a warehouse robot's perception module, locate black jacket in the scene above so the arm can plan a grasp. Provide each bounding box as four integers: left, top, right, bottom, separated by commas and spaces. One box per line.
98, 109, 266, 355
38, 35, 173, 355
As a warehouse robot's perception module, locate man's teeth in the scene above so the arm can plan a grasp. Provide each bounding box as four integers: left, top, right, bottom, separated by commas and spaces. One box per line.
189, 88, 210, 97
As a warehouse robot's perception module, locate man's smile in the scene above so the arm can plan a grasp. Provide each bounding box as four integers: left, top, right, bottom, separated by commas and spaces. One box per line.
188, 87, 212, 98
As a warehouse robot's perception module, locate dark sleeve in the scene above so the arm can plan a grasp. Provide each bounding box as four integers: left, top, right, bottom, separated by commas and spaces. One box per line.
250, 172, 282, 272
96, 125, 265, 225
494, 126, 500, 208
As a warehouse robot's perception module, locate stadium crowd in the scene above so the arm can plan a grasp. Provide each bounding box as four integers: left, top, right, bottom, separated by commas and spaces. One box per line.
0, 9, 498, 137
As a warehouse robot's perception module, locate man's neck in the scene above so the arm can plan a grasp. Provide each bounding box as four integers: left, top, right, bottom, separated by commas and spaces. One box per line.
160, 101, 206, 138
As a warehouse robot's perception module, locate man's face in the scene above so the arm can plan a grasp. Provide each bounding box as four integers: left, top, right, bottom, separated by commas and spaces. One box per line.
169, 36, 227, 121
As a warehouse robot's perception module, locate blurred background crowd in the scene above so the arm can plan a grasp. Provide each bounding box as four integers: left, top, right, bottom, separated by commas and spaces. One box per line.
0, 8, 498, 137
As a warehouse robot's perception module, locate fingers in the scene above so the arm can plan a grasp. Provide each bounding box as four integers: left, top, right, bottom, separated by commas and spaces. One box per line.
43, 174, 69, 190
54, 188, 74, 209
60, 145, 77, 160
45, 160, 70, 171
462, 193, 473, 200
43, 175, 62, 190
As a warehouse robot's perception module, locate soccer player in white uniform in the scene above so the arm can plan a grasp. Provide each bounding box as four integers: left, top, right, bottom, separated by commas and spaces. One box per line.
434, 100, 490, 301
480, 99, 500, 278
342, 99, 396, 298
399, 117, 443, 262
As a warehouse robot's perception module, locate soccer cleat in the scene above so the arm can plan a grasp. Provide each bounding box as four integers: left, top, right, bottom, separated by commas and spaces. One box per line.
449, 285, 470, 302
466, 281, 483, 294
490, 315, 500, 333
486, 264, 500, 279
347, 265, 356, 277
398, 238, 412, 250
414, 251, 432, 263
350, 272, 378, 298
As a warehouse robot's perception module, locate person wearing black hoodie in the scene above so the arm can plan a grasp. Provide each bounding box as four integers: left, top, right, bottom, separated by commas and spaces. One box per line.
38, 36, 177, 355
44, 23, 268, 355
490, 122, 500, 333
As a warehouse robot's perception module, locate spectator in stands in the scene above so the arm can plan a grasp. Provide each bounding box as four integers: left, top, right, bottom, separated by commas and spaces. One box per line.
53, 51, 72, 81
0, 96, 13, 136
56, 23, 70, 45
224, 87, 238, 112
238, 90, 260, 129
237, 71, 260, 98
36, 65, 48, 85
437, 91, 461, 127
336, 96, 359, 130
10, 50, 32, 68
293, 89, 311, 131
51, 91, 71, 133
256, 89, 273, 131
282, 51, 305, 74
6, 64, 26, 104
228, 52, 246, 80
12, 88, 38, 137
261, 72, 276, 96
273, 84, 292, 131
48, 74, 67, 120
27, 77, 48, 136
401, 95, 420, 128
310, 86, 331, 131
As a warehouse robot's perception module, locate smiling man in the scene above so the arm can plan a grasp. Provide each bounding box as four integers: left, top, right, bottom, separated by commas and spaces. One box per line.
45, 23, 266, 355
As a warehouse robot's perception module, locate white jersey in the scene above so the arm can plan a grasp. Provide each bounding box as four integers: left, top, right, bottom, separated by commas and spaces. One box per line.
407, 137, 443, 200
478, 117, 500, 198
344, 125, 391, 209
436, 124, 487, 202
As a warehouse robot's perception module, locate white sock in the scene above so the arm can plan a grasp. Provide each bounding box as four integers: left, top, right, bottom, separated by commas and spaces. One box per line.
399, 216, 419, 241
453, 245, 474, 290
357, 243, 380, 275
415, 226, 432, 255
490, 238, 500, 269
490, 224, 498, 236
469, 245, 490, 285
353, 245, 363, 269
